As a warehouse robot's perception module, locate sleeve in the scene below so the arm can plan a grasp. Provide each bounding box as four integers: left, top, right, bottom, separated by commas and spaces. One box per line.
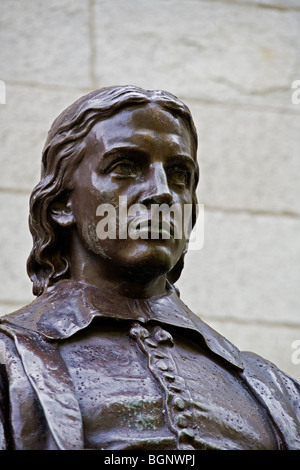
241, 351, 300, 449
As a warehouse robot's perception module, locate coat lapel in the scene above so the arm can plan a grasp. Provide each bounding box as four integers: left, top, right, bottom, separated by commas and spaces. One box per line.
0, 323, 84, 450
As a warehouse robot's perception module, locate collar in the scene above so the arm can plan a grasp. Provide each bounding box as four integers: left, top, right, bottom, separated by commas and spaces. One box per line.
0, 279, 244, 371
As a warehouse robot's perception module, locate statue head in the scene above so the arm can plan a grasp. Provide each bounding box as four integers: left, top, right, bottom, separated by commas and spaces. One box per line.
27, 85, 199, 296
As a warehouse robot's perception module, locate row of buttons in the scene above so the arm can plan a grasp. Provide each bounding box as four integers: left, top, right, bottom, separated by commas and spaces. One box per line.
129, 322, 198, 449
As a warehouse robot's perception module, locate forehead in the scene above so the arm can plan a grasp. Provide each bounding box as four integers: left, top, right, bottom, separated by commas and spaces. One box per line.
84, 103, 196, 158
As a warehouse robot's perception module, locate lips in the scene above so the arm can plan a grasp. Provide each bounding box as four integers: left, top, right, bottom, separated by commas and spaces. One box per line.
128, 216, 175, 239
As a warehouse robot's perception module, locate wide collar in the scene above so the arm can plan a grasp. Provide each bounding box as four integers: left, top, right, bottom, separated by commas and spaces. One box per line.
1, 279, 244, 371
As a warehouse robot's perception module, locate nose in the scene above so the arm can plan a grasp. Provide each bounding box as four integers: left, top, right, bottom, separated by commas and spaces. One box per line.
141, 162, 173, 207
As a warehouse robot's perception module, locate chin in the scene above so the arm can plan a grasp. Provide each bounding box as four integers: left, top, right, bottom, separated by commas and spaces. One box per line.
86, 235, 184, 281
115, 243, 180, 280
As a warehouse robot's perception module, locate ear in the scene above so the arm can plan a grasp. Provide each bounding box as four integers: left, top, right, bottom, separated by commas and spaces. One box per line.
50, 195, 75, 227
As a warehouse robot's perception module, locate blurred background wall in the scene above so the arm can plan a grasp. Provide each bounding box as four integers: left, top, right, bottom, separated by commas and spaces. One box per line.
0, 0, 299, 379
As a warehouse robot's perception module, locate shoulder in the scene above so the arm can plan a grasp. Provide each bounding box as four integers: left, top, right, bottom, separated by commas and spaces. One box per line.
241, 349, 300, 392
0, 282, 70, 337
240, 350, 300, 448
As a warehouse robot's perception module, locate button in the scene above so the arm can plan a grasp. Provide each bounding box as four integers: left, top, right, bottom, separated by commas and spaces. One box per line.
164, 373, 175, 382
157, 360, 168, 371
154, 328, 174, 345
154, 352, 165, 359
144, 338, 157, 348
170, 384, 182, 393
177, 415, 188, 428
180, 429, 195, 439
173, 397, 186, 410
129, 323, 149, 340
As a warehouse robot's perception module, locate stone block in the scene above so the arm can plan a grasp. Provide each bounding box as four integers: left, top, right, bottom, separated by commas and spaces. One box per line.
186, 101, 300, 215
93, 0, 300, 109
0, 83, 91, 191
0, 0, 91, 87
177, 209, 300, 326
0, 192, 35, 306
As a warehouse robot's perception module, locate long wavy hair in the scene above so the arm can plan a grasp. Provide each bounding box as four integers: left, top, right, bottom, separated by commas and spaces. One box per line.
27, 85, 199, 296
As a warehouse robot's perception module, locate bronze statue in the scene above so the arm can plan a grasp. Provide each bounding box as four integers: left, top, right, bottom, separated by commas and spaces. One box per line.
0, 86, 299, 450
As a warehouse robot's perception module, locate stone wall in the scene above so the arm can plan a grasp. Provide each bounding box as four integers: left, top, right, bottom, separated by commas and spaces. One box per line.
0, 0, 299, 379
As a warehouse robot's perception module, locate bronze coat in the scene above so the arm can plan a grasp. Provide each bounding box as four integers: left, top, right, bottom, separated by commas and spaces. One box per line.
0, 281, 299, 450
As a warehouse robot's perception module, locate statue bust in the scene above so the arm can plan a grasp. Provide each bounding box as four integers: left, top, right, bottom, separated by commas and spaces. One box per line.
0, 86, 299, 450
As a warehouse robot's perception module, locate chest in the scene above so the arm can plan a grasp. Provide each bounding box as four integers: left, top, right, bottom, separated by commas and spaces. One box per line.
59, 321, 279, 450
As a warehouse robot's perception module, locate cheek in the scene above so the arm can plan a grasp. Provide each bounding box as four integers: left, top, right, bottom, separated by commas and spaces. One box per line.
76, 207, 109, 256
76, 207, 98, 247
72, 180, 119, 223
91, 172, 125, 201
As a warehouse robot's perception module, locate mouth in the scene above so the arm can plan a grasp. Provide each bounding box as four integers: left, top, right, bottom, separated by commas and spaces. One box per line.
128, 217, 175, 239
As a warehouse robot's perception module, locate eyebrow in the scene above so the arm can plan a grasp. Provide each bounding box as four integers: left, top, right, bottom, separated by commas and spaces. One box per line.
98, 147, 147, 172
101, 146, 147, 161
165, 154, 197, 171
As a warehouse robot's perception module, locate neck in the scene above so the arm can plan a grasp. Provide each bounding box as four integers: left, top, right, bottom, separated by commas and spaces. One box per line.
67, 235, 169, 299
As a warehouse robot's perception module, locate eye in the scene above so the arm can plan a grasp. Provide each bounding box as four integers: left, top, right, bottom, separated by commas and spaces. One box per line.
167, 167, 190, 186
109, 160, 138, 178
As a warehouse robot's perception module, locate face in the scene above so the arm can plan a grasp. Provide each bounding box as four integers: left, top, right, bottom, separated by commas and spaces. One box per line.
68, 103, 197, 281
